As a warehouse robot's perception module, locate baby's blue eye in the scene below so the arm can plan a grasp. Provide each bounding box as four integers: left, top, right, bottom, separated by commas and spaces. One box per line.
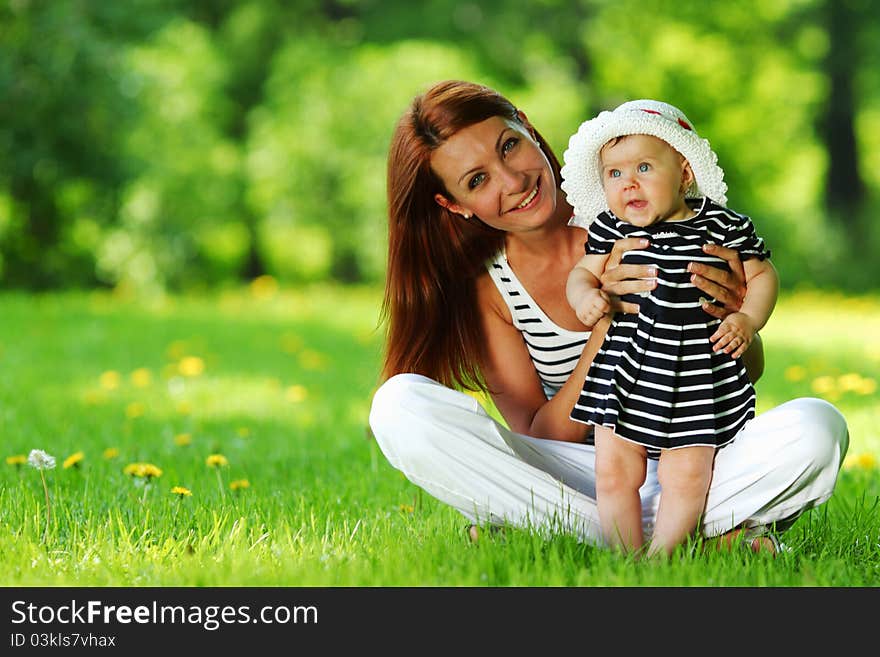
609, 169, 621, 178
638, 163, 650, 172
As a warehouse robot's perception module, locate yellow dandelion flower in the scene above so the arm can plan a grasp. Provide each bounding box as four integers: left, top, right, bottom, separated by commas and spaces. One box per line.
837, 373, 864, 392
174, 433, 192, 446
783, 365, 807, 382
177, 401, 192, 415
125, 402, 145, 419
206, 454, 228, 468
855, 378, 877, 395
130, 368, 152, 387
62, 451, 85, 469
399, 504, 414, 514
178, 356, 205, 377
854, 453, 877, 469
250, 275, 278, 299
6, 455, 26, 467
99, 370, 121, 390
171, 486, 192, 497
286, 384, 308, 403
123, 462, 162, 479
229, 479, 250, 491
103, 447, 119, 459
810, 376, 836, 395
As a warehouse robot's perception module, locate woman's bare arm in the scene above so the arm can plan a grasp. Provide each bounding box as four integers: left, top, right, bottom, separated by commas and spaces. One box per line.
483, 236, 658, 439
477, 274, 606, 442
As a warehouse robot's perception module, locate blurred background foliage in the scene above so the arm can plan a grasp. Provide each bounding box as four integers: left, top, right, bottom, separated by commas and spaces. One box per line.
1, 0, 877, 295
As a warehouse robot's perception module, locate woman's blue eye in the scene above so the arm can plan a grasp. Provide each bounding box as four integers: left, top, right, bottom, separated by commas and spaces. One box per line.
502, 137, 518, 155
468, 173, 485, 189
638, 162, 650, 172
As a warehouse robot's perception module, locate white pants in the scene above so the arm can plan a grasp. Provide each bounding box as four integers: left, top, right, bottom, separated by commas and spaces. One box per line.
369, 373, 849, 545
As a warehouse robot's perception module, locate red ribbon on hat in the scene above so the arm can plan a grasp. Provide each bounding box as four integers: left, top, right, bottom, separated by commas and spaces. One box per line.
639, 108, 692, 131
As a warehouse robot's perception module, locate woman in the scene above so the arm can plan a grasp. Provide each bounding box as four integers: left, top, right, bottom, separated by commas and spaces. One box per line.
368, 80, 848, 553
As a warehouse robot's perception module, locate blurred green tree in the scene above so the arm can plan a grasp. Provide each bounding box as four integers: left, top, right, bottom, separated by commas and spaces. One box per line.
0, 0, 171, 288
814, 0, 878, 286
0, 0, 876, 292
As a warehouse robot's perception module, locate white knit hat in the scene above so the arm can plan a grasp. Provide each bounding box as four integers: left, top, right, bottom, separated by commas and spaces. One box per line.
560, 99, 727, 228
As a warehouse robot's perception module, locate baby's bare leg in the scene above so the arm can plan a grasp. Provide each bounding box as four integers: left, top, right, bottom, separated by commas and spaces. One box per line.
594, 427, 647, 553
648, 446, 715, 557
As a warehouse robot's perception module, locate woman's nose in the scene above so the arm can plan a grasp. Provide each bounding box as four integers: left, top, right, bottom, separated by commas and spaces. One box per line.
498, 163, 528, 193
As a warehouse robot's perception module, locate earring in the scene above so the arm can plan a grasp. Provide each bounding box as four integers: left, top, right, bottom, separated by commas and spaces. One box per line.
463, 212, 472, 219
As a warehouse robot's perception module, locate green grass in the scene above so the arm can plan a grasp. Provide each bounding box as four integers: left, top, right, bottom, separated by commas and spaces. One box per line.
0, 286, 878, 586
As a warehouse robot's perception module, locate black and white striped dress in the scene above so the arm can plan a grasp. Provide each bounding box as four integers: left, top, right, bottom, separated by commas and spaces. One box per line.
570, 198, 770, 453
487, 250, 589, 401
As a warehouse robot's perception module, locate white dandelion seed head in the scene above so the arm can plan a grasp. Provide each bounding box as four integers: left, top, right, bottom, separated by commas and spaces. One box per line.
28, 449, 56, 470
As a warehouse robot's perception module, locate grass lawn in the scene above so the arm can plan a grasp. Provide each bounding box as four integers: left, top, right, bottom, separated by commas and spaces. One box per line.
1, 285, 878, 586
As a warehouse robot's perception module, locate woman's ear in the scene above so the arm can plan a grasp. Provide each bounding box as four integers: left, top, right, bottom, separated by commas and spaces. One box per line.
434, 193, 472, 219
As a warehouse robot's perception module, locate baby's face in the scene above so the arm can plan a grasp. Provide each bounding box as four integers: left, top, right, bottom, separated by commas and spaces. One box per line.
599, 134, 693, 226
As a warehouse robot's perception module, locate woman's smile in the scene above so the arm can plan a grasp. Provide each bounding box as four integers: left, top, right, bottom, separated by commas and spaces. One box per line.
509, 178, 541, 213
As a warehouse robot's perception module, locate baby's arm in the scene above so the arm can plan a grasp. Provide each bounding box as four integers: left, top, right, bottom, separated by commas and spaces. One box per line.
566, 253, 612, 328
710, 258, 778, 358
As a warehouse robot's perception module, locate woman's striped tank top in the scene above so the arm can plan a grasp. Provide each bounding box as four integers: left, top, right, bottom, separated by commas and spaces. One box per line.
486, 250, 590, 400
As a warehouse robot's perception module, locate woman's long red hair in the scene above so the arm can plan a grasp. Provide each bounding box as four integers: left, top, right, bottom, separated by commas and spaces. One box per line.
380, 80, 562, 390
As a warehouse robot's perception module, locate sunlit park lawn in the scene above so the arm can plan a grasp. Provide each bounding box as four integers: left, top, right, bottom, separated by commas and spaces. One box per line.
1, 283, 878, 586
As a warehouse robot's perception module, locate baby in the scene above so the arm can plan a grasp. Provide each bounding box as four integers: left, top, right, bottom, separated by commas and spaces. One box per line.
560, 100, 778, 556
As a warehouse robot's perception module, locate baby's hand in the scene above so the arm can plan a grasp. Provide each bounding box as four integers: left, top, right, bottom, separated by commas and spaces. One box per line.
572, 288, 611, 328
710, 312, 756, 359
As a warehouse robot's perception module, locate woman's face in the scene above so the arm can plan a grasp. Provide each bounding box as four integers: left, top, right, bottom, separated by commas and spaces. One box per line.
430, 116, 558, 232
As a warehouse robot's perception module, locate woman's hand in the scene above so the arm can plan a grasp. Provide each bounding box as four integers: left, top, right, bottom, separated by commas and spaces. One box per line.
688, 243, 747, 319
599, 237, 657, 314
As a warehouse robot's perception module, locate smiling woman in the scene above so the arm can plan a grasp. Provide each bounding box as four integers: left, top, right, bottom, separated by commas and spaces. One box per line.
430, 117, 551, 228
369, 80, 849, 553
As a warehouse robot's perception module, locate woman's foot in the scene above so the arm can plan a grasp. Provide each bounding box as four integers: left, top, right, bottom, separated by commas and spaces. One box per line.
708, 527, 789, 556
465, 524, 504, 543
743, 531, 791, 555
